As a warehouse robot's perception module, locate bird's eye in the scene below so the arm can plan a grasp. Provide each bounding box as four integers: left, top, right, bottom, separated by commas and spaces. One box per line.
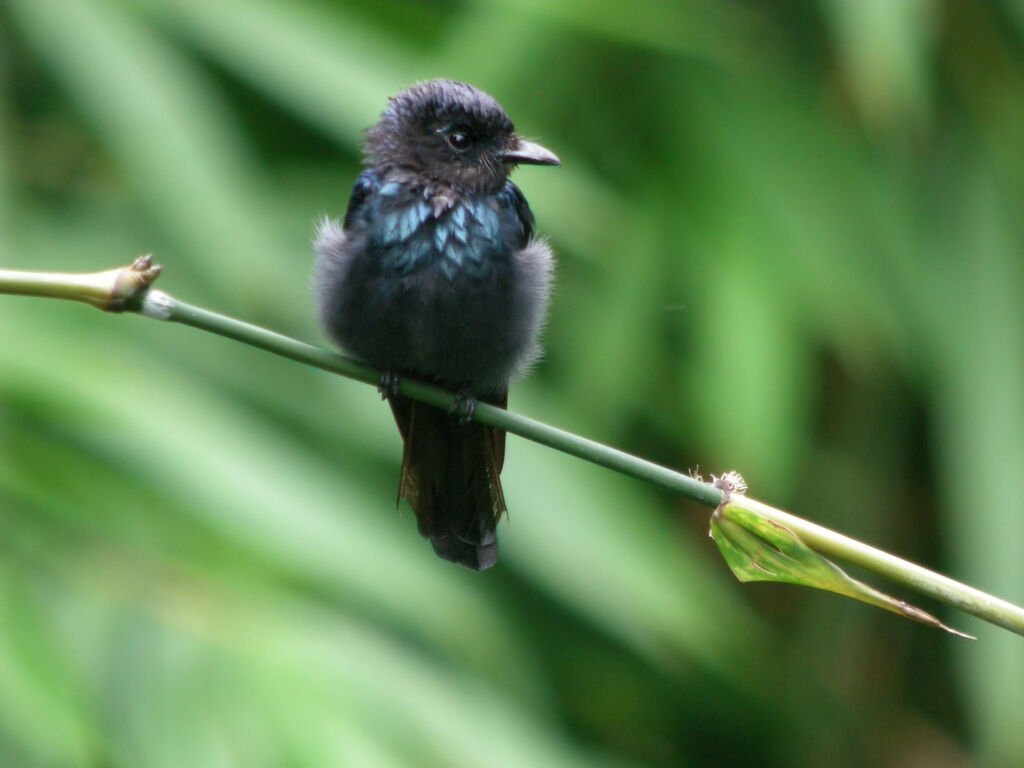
446, 131, 472, 151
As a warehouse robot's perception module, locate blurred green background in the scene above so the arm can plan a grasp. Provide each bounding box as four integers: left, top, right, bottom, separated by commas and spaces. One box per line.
2, 1, 1023, 766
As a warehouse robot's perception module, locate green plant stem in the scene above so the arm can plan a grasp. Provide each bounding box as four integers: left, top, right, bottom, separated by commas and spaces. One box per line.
3, 262, 1023, 637
140, 289, 723, 510
0, 267, 123, 304
0, 259, 163, 310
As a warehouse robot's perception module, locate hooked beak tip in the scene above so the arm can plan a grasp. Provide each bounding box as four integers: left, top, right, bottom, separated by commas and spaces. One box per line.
501, 138, 560, 167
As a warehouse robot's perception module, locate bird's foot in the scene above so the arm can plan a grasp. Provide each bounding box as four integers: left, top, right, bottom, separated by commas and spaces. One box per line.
378, 372, 402, 399
448, 389, 478, 425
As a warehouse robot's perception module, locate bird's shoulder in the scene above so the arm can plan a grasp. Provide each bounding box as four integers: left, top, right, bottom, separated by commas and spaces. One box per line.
496, 180, 536, 242
342, 168, 383, 229
342, 168, 447, 228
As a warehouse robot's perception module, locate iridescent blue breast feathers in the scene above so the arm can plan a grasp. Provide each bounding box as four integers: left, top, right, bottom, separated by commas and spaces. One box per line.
343, 169, 534, 280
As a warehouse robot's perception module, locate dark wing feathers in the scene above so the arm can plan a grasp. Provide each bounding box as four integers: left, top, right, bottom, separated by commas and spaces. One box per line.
343, 169, 382, 230
498, 181, 535, 242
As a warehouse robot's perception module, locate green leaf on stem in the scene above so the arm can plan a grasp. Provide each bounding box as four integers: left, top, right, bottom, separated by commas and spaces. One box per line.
710, 501, 974, 639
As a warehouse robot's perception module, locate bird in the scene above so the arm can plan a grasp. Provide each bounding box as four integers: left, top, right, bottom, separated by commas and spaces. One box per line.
314, 79, 559, 570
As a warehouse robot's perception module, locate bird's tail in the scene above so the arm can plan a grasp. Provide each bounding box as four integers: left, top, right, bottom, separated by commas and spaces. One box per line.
387, 393, 507, 570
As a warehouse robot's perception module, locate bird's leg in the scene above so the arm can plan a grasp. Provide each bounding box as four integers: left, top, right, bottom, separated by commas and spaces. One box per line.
377, 371, 402, 399
448, 388, 478, 425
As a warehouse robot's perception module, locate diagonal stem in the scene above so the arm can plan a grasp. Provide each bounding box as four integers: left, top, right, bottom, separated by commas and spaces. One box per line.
3, 261, 1023, 636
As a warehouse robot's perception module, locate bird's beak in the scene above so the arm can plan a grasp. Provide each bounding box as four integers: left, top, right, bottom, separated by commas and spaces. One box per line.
500, 137, 560, 166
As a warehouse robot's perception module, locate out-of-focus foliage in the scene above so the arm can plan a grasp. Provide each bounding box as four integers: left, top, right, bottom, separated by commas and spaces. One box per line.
1, 1, 1022, 766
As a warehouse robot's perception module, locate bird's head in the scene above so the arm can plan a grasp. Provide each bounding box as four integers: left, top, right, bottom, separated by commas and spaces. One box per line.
365, 79, 559, 195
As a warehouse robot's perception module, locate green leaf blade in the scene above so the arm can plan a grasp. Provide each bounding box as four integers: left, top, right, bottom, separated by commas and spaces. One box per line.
711, 502, 974, 639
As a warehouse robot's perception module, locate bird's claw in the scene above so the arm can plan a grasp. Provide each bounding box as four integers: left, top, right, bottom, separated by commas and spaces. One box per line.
448, 390, 478, 425
378, 372, 401, 399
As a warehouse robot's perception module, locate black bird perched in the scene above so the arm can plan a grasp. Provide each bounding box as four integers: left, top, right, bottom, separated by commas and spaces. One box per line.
314, 80, 559, 570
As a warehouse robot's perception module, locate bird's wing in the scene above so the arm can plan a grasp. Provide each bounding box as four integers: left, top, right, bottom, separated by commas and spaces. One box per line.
499, 181, 536, 243
342, 168, 382, 230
